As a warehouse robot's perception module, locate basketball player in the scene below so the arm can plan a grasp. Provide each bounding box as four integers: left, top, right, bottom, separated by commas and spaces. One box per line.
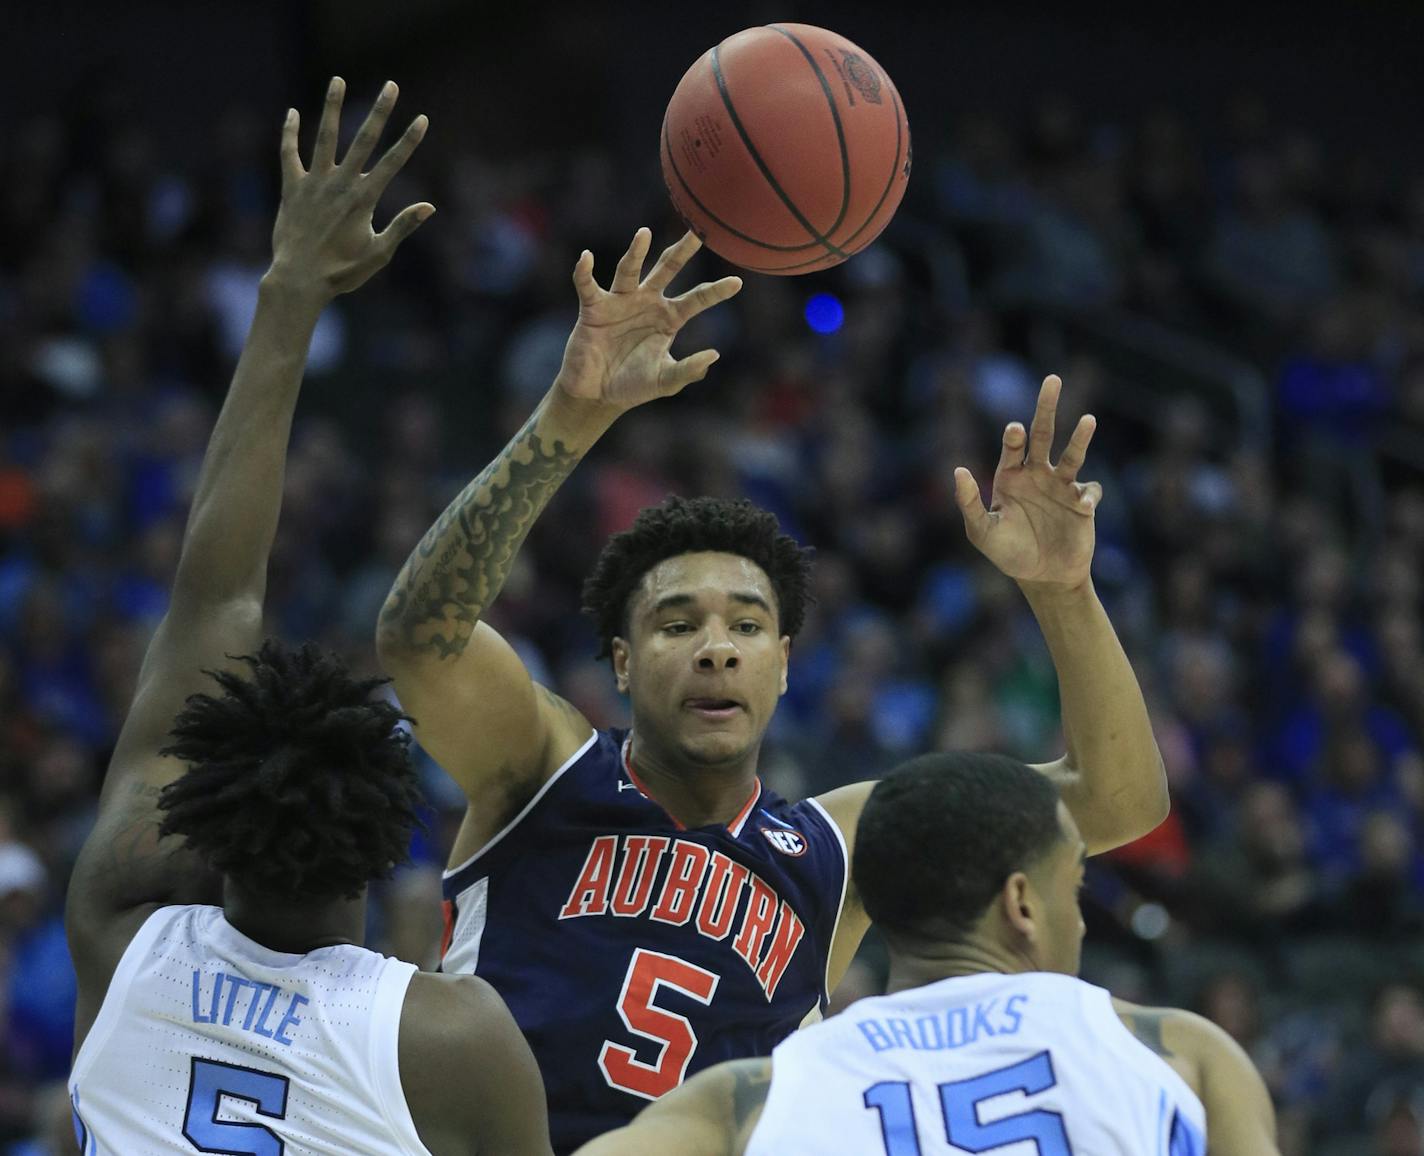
377, 225, 1169, 1151
576, 752, 1279, 1156
64, 79, 551, 1155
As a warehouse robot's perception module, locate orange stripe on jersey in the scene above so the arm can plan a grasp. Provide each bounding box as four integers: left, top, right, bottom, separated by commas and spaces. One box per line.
439, 898, 455, 959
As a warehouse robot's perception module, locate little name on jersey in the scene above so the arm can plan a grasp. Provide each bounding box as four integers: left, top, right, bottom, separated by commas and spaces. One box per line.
857, 994, 1027, 1053
190, 970, 309, 1046
558, 834, 806, 1000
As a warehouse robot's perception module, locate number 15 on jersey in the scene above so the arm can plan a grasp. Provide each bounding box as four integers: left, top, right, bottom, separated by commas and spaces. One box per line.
864, 1052, 1073, 1155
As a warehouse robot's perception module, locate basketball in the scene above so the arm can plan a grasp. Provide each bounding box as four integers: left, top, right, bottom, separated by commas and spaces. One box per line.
661, 23, 911, 275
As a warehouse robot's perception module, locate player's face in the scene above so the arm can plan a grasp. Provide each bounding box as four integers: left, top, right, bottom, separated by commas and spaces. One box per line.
614, 552, 789, 768
1035, 802, 1088, 976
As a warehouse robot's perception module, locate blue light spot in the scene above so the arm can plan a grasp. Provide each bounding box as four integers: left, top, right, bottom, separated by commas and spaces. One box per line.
804, 293, 845, 334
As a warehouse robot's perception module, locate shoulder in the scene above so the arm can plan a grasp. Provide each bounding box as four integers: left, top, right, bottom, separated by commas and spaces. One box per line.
402, 972, 517, 1055
1111, 998, 1250, 1091
400, 973, 536, 1100
809, 781, 877, 841
400, 973, 551, 1153
808, 780, 876, 903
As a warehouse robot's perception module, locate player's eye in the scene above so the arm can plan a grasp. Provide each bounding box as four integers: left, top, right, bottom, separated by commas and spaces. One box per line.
662, 622, 693, 635
734, 621, 761, 634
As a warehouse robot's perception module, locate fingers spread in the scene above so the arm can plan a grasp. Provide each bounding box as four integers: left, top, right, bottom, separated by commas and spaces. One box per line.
642, 230, 703, 293
670, 276, 743, 326
660, 348, 720, 395
343, 80, 398, 173
312, 76, 346, 170
571, 249, 599, 306
611, 228, 652, 293
1056, 413, 1097, 480
953, 467, 991, 539
364, 114, 428, 204
1027, 373, 1061, 463
997, 421, 1027, 472
279, 109, 303, 192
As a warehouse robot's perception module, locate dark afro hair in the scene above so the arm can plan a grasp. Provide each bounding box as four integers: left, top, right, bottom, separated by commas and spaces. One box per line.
853, 752, 1064, 943
580, 495, 813, 659
157, 639, 422, 901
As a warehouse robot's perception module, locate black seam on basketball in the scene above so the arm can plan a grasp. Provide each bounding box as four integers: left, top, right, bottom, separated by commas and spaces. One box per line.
709, 43, 849, 260
766, 24, 853, 238
662, 115, 829, 253
732, 90, 907, 273
835, 86, 906, 249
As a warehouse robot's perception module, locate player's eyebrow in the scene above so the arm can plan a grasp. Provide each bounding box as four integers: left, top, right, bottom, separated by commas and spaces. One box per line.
650, 591, 774, 615
729, 591, 774, 614
651, 593, 696, 614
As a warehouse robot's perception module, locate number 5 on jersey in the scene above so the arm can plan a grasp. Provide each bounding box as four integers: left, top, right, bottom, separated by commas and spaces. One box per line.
600, 948, 720, 1100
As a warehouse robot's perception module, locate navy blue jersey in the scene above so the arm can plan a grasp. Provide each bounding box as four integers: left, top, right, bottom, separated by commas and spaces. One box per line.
440, 728, 848, 1154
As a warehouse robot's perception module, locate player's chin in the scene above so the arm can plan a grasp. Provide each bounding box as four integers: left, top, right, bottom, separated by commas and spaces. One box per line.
675, 724, 755, 766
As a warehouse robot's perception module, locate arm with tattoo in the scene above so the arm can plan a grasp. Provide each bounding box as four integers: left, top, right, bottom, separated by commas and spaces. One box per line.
378, 401, 593, 660
571, 1058, 769, 1156
375, 229, 740, 802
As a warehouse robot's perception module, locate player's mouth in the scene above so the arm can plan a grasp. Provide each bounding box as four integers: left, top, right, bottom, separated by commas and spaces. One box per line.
683, 698, 744, 721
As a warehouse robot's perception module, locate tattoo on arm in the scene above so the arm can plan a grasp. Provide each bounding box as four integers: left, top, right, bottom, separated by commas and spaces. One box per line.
380, 412, 581, 659
1123, 1011, 1174, 1058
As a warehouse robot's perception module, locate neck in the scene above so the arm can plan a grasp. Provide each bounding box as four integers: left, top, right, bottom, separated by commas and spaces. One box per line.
884, 935, 1038, 995
627, 729, 760, 829
223, 881, 366, 954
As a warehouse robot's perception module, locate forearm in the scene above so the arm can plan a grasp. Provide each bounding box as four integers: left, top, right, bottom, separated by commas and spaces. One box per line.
378, 385, 619, 660
171, 275, 324, 607
1021, 578, 1167, 849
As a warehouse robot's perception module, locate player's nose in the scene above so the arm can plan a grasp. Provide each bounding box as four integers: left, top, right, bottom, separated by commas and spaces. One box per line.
694, 623, 739, 669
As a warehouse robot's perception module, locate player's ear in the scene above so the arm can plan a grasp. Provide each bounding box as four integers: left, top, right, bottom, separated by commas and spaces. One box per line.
611, 637, 631, 694
1002, 871, 1038, 941
779, 635, 790, 694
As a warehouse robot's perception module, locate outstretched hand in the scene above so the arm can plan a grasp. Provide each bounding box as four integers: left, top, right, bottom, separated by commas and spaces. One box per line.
954, 375, 1102, 590
268, 76, 434, 300
554, 228, 743, 411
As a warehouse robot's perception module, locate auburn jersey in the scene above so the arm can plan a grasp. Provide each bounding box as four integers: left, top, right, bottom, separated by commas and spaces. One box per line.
440, 728, 848, 1154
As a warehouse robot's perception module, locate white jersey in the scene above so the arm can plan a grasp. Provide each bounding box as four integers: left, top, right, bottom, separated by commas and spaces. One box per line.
748, 971, 1206, 1156
68, 904, 432, 1155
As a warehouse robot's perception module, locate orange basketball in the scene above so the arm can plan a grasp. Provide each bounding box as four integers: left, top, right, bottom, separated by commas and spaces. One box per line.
661, 23, 911, 275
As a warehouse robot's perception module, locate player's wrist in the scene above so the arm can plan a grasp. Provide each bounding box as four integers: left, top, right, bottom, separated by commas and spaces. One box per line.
545, 378, 626, 442
259, 264, 335, 313
1016, 575, 1096, 606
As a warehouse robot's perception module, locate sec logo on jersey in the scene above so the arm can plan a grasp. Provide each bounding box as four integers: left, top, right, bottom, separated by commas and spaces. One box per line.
760, 827, 807, 856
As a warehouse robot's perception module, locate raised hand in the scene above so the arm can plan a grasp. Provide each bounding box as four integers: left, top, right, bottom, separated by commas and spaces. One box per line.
268, 77, 434, 300
554, 228, 743, 411
953, 375, 1102, 589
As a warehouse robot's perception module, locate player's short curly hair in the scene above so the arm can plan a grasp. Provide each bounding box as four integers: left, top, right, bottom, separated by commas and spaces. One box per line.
157, 639, 422, 901
853, 752, 1065, 943
580, 495, 814, 659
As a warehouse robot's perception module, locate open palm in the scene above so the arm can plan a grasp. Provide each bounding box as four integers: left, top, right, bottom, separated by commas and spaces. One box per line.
954, 375, 1102, 589
270, 77, 434, 299
555, 229, 743, 411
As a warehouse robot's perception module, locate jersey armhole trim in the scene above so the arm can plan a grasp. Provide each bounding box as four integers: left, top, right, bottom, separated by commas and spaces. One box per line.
804, 797, 849, 1008
69, 905, 190, 1085
443, 729, 598, 885
371, 960, 434, 1156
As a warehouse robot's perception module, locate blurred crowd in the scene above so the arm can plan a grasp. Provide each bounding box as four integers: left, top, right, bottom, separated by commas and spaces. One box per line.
1, 76, 1422, 1155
